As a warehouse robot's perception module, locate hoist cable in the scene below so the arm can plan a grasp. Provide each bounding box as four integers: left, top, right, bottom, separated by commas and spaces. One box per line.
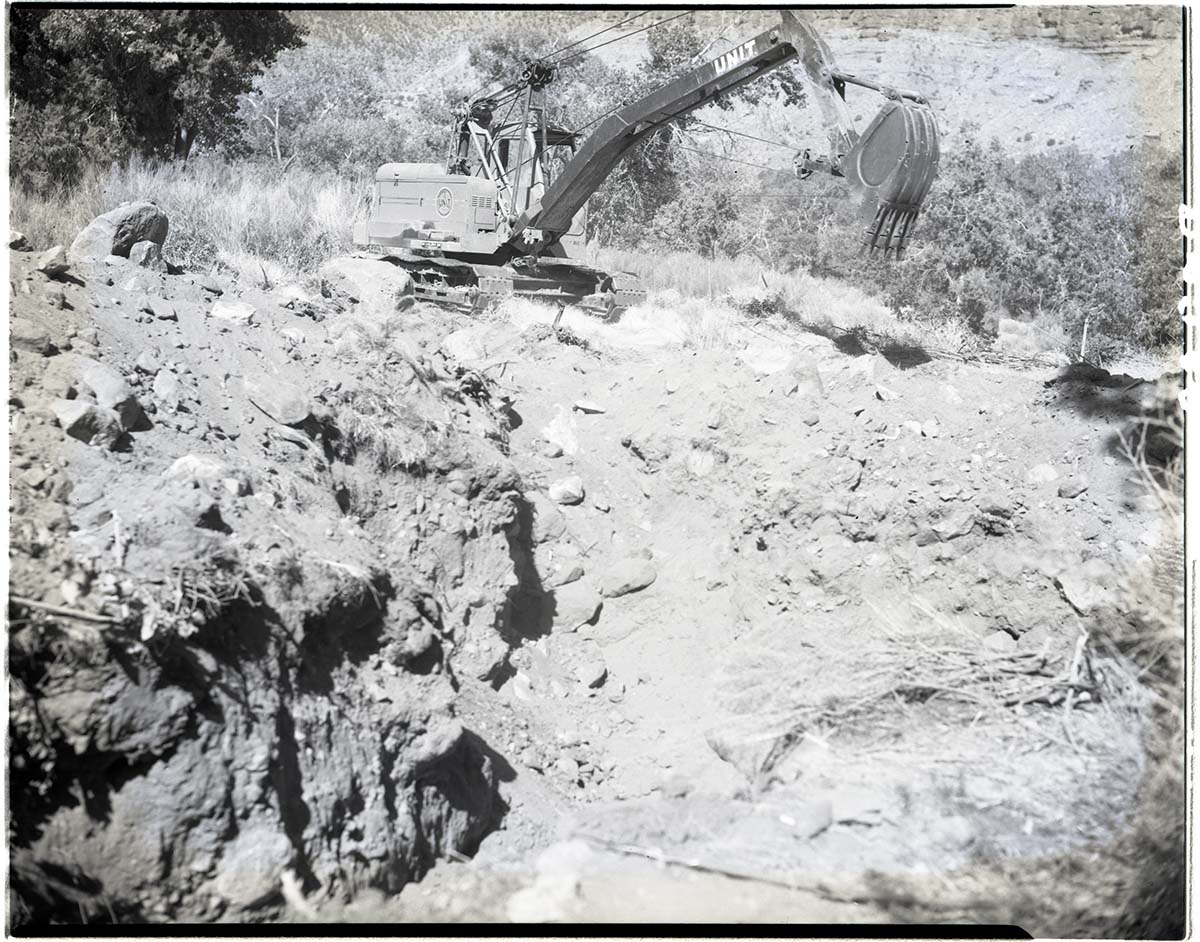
470, 10, 657, 104
689, 119, 801, 151
545, 11, 650, 63
673, 143, 795, 176
554, 10, 696, 66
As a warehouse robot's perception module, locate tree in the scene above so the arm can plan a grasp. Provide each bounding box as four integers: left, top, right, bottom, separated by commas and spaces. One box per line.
8, 9, 304, 188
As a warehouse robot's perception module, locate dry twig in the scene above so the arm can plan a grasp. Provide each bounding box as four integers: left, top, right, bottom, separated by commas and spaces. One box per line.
8, 596, 123, 625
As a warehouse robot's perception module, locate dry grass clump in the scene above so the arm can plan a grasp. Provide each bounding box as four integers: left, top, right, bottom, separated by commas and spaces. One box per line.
136, 552, 257, 642
333, 389, 444, 474
715, 602, 1140, 791
878, 418, 1184, 936
10, 154, 363, 277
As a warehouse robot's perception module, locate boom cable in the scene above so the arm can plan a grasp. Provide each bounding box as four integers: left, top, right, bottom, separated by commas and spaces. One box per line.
470, 10, 666, 106
673, 143, 795, 176
689, 119, 801, 151
554, 10, 696, 66
545, 11, 650, 63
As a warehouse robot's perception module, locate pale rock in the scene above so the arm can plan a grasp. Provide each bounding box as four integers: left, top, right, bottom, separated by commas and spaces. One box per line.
875, 384, 900, 401
36, 245, 70, 276
505, 841, 592, 922
550, 581, 602, 632
210, 300, 256, 325
1055, 560, 1118, 614
166, 454, 228, 483
51, 399, 123, 448
542, 404, 579, 456
198, 275, 225, 296
43, 284, 68, 309
441, 326, 489, 363
983, 631, 1018, 653
738, 341, 793, 376
1025, 463, 1059, 484
600, 556, 657, 598
153, 370, 183, 411
1058, 478, 1089, 499
685, 446, 716, 477
60, 578, 83, 606
141, 295, 177, 321
782, 357, 825, 398
555, 755, 580, 778
932, 509, 977, 541
128, 240, 165, 270
528, 491, 567, 544
78, 356, 144, 430
135, 350, 161, 374
244, 374, 310, 425
274, 283, 315, 305
278, 327, 306, 345
547, 562, 585, 588
571, 639, 607, 688
319, 255, 414, 318
212, 826, 294, 909
222, 477, 250, 497
121, 274, 150, 294
572, 399, 605, 414
548, 475, 585, 505
11, 317, 53, 355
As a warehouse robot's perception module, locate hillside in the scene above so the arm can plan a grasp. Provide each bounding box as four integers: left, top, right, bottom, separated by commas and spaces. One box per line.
292, 6, 1184, 158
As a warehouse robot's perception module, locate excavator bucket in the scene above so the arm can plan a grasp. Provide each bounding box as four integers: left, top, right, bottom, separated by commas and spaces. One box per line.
843, 98, 940, 259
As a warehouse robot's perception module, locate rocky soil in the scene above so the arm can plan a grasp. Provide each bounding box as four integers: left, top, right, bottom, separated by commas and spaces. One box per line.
7, 212, 1182, 928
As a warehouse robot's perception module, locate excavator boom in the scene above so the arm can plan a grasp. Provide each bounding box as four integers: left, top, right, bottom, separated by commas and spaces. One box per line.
519, 10, 939, 258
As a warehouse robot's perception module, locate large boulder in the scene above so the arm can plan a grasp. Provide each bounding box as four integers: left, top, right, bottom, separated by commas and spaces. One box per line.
70, 202, 169, 261
319, 256, 414, 320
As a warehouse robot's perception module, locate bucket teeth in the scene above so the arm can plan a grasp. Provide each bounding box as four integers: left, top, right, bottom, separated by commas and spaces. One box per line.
864, 204, 921, 258
844, 98, 940, 258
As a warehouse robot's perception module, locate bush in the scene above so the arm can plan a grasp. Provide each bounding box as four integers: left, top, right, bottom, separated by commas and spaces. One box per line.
642, 132, 1182, 357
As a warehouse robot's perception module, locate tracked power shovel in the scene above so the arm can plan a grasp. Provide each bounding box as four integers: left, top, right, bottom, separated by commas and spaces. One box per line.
353, 10, 939, 316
